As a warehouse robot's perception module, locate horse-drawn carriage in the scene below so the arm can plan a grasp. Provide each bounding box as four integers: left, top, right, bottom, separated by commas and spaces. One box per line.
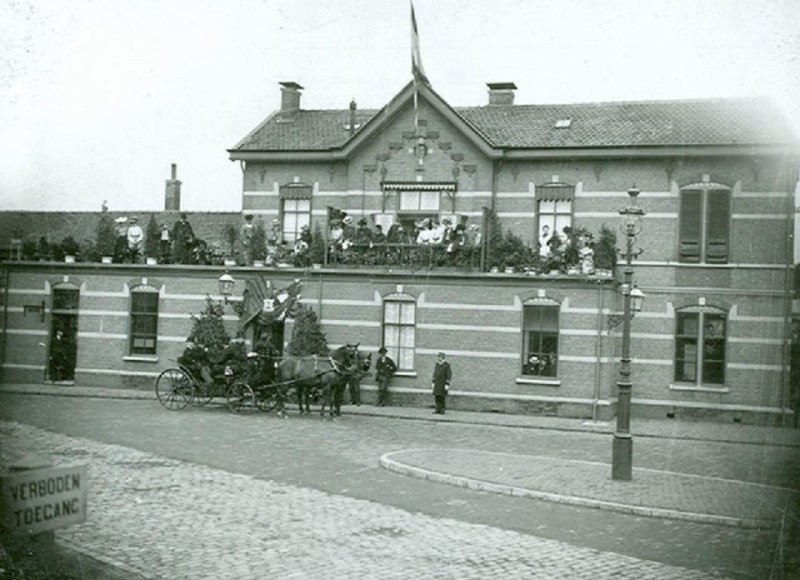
154, 343, 371, 418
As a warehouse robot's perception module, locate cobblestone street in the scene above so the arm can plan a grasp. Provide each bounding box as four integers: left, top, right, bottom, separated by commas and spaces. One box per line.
3, 420, 725, 580
1, 392, 798, 579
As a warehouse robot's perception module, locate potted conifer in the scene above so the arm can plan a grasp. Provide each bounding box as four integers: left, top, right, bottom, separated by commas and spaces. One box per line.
594, 224, 618, 278
251, 220, 267, 267
95, 209, 117, 263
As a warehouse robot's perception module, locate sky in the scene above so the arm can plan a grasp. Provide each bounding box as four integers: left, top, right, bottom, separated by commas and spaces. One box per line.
1, 0, 799, 213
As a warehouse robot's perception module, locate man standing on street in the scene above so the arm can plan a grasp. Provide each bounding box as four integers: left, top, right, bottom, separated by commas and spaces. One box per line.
431, 351, 451, 415
375, 347, 397, 407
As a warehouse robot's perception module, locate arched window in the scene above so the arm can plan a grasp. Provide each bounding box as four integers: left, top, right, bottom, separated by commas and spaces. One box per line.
678, 182, 731, 263
674, 306, 727, 385
382, 293, 417, 371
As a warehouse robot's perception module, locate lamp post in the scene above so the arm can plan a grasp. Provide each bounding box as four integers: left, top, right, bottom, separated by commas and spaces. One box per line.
612, 187, 646, 481
218, 271, 236, 302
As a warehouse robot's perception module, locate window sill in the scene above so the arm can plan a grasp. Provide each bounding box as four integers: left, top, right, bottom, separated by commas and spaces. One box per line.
669, 383, 729, 394
124, 355, 159, 363
394, 371, 418, 378
516, 377, 561, 387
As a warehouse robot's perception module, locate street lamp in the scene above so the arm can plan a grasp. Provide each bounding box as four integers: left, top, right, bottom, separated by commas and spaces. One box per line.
218, 271, 236, 302
612, 187, 646, 481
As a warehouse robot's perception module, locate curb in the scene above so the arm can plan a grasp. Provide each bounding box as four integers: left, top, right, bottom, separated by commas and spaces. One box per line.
378, 452, 779, 530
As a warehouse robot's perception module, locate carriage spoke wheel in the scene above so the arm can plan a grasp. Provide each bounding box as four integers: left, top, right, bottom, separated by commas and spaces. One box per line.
255, 385, 280, 413
155, 368, 193, 410
227, 382, 256, 414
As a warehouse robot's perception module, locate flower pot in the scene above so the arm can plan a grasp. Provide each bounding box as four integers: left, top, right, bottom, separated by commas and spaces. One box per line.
146, 257, 158, 265
101, 256, 113, 264
224, 259, 236, 267
312, 263, 322, 270
595, 268, 613, 279
253, 260, 265, 267
504, 267, 515, 274
64, 255, 76, 263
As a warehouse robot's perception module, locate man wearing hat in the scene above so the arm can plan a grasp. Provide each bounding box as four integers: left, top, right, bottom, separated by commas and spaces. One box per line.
126, 217, 144, 263
113, 217, 129, 263
239, 214, 255, 265
374, 346, 398, 407
171, 212, 195, 265
431, 351, 452, 415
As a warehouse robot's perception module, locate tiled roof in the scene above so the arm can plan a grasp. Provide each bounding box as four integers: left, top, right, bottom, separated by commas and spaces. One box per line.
232, 109, 379, 151
231, 95, 795, 152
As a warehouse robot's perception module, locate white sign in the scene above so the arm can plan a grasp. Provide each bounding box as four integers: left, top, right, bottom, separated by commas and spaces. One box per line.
1, 464, 87, 534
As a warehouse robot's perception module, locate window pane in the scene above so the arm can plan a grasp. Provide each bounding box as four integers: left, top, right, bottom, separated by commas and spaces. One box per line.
400, 191, 419, 211
538, 201, 555, 215
702, 362, 725, 384
384, 302, 400, 323
420, 191, 439, 211
679, 190, 703, 262
398, 349, 414, 369
676, 313, 699, 336
53, 289, 79, 311
554, 200, 572, 214
398, 326, 415, 347
399, 303, 415, 324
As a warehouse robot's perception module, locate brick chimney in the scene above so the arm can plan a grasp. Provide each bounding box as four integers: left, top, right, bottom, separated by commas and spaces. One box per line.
280, 81, 304, 111
487, 82, 517, 106
165, 163, 181, 211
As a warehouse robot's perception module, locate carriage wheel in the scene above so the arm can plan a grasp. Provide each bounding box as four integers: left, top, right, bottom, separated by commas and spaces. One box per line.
227, 382, 256, 414
155, 368, 194, 410
255, 385, 280, 412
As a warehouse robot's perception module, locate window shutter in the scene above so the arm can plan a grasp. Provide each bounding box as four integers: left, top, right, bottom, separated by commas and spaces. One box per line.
679, 190, 702, 262
705, 189, 730, 263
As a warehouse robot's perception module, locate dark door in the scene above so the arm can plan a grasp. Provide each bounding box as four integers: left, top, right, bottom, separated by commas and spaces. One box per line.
49, 287, 79, 382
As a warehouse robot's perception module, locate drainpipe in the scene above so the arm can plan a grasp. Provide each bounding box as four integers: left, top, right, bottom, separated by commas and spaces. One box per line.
1, 267, 8, 382
592, 281, 605, 421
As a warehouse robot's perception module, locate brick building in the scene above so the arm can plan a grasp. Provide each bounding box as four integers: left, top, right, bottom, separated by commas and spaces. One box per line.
1, 78, 797, 424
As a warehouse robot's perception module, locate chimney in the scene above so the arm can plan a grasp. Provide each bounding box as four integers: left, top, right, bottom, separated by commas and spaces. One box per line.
165, 163, 181, 211
349, 99, 357, 136
280, 81, 304, 111
487, 82, 517, 106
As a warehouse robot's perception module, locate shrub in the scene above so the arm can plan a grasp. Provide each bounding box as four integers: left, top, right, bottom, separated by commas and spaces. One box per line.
37, 237, 50, 260
286, 304, 328, 357
309, 223, 326, 264
594, 224, 618, 271
144, 214, 160, 259
223, 223, 238, 259
61, 236, 80, 257
95, 208, 117, 258
251, 220, 267, 262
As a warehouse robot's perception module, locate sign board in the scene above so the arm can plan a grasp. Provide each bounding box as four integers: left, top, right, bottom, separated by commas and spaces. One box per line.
1, 464, 87, 534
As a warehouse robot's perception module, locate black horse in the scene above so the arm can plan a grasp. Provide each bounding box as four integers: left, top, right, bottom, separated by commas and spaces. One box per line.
331, 350, 372, 417
275, 344, 360, 418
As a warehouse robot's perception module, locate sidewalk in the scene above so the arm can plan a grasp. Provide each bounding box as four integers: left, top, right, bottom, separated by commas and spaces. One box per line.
3, 382, 799, 530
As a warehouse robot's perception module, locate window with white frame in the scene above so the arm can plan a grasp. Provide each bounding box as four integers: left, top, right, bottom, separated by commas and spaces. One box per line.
536, 183, 574, 252
129, 287, 159, 355
281, 198, 311, 244
382, 293, 416, 370
521, 301, 559, 377
674, 307, 727, 385
678, 183, 731, 263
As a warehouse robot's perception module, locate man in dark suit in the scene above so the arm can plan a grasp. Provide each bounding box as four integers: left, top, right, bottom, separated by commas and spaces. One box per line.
431, 351, 452, 415
374, 347, 397, 407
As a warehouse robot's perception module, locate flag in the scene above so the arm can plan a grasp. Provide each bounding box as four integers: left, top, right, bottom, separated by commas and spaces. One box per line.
411, 2, 426, 81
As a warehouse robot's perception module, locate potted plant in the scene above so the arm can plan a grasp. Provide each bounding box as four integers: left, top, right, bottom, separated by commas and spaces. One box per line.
95, 206, 117, 263
251, 220, 267, 266
37, 236, 50, 261
22, 239, 37, 261
593, 224, 618, 277
61, 236, 80, 263
144, 214, 161, 264
309, 223, 326, 267
223, 223, 238, 264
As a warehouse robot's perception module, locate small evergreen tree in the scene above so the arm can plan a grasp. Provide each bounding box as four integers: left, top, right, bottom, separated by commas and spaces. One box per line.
594, 224, 618, 271
251, 220, 267, 262
286, 304, 328, 357
309, 223, 326, 264
484, 209, 505, 270
144, 214, 160, 260
95, 207, 117, 259
223, 223, 238, 259
186, 297, 230, 349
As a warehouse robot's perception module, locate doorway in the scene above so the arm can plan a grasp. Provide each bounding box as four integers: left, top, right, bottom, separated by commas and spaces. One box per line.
49, 287, 79, 382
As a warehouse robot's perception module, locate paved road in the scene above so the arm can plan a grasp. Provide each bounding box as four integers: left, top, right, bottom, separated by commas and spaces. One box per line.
1, 393, 797, 579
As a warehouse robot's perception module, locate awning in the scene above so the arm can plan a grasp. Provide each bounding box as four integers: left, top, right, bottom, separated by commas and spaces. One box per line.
279, 184, 313, 199
535, 183, 574, 202
382, 181, 457, 191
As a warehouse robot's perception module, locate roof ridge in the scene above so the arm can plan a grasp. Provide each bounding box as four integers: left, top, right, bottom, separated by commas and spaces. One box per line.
456, 95, 771, 111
